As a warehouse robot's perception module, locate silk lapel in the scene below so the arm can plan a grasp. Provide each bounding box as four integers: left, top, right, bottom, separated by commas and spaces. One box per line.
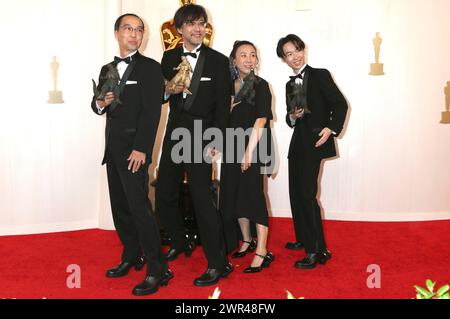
183, 46, 206, 111
109, 53, 139, 114
302, 65, 310, 107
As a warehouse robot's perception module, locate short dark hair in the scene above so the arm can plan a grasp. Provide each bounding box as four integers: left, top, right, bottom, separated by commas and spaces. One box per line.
229, 40, 259, 80
276, 34, 305, 58
174, 4, 208, 29
114, 13, 144, 31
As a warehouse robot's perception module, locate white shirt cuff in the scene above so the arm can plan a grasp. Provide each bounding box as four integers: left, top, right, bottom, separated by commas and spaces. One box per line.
96, 101, 104, 114
289, 115, 296, 126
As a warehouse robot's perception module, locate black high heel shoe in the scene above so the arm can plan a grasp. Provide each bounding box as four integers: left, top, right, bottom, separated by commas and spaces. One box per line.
231, 239, 257, 258
243, 252, 274, 273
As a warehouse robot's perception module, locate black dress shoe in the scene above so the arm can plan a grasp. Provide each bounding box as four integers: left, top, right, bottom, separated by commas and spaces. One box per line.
285, 241, 305, 250
320, 249, 332, 263
294, 250, 331, 269
106, 257, 146, 278
132, 269, 174, 296
222, 262, 234, 278
165, 242, 195, 261
231, 239, 257, 258
193, 263, 234, 287
243, 252, 275, 273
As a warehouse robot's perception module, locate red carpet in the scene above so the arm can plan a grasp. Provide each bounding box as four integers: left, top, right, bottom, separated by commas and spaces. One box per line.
0, 218, 449, 299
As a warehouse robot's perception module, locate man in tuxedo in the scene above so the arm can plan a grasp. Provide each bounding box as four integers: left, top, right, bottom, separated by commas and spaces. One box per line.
276, 34, 348, 269
156, 4, 233, 286
91, 13, 172, 296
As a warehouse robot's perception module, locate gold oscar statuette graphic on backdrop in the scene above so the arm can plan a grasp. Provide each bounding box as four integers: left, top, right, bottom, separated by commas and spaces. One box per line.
160, 0, 214, 51
369, 32, 385, 76
441, 81, 450, 124
48, 56, 64, 104
295, 0, 312, 11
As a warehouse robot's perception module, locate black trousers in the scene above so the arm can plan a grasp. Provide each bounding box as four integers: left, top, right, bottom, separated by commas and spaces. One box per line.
156, 137, 227, 271
288, 154, 327, 254
106, 153, 167, 277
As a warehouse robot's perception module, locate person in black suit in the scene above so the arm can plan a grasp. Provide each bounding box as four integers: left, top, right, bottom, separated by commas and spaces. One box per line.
91, 13, 172, 296
276, 34, 348, 269
155, 4, 233, 286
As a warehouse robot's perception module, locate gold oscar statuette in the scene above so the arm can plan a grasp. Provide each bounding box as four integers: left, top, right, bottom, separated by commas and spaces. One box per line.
295, 0, 312, 11
48, 56, 64, 104
369, 32, 385, 76
441, 81, 450, 124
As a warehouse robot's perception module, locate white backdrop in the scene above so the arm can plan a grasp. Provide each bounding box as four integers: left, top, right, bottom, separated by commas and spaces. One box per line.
1, 0, 449, 235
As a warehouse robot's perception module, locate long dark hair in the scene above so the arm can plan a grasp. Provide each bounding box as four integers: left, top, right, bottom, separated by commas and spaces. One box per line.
229, 40, 258, 80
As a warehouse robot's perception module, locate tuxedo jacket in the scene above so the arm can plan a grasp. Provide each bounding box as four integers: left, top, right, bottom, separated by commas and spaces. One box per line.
285, 65, 348, 159
161, 45, 231, 137
91, 52, 164, 168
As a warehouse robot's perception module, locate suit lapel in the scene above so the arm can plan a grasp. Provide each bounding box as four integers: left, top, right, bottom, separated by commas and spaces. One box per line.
109, 52, 140, 114
302, 65, 311, 108
183, 46, 206, 111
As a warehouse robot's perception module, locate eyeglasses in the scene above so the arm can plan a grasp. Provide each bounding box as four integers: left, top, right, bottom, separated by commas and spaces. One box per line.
119, 25, 145, 35
184, 20, 207, 28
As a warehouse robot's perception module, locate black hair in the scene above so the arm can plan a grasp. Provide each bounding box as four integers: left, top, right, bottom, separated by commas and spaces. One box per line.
114, 13, 144, 31
276, 34, 305, 58
174, 4, 208, 29
229, 40, 259, 80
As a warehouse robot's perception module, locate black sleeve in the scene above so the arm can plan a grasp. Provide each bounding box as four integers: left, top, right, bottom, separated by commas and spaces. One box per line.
161, 51, 172, 81
255, 80, 273, 120
214, 54, 232, 134
317, 69, 348, 135
132, 61, 164, 162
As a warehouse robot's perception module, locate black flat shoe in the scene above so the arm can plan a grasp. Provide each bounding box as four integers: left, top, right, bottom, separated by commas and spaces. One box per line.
243, 252, 274, 273
132, 269, 174, 296
165, 242, 195, 261
294, 250, 331, 269
285, 241, 304, 250
231, 239, 257, 258
106, 257, 146, 278
193, 262, 234, 287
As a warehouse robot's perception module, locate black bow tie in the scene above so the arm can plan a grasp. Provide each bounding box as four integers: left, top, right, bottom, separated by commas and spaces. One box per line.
290, 71, 305, 81
182, 47, 202, 59
114, 56, 132, 65
182, 52, 198, 59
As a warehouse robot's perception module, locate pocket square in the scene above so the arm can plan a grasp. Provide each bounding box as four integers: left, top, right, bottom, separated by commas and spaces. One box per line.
126, 80, 138, 85
200, 77, 211, 81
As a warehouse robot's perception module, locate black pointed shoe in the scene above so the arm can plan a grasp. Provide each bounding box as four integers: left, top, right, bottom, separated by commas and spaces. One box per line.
165, 242, 195, 261
294, 250, 331, 269
193, 262, 234, 287
231, 239, 257, 258
132, 269, 174, 296
285, 241, 305, 250
320, 249, 332, 263
106, 257, 146, 278
243, 252, 275, 273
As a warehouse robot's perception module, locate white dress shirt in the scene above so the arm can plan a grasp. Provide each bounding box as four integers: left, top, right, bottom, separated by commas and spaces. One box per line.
181, 44, 202, 99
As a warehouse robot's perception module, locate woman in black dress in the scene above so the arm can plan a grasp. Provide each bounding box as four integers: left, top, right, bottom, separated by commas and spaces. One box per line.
220, 40, 274, 273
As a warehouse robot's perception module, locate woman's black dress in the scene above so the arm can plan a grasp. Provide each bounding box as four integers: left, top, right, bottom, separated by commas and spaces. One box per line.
220, 76, 273, 253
